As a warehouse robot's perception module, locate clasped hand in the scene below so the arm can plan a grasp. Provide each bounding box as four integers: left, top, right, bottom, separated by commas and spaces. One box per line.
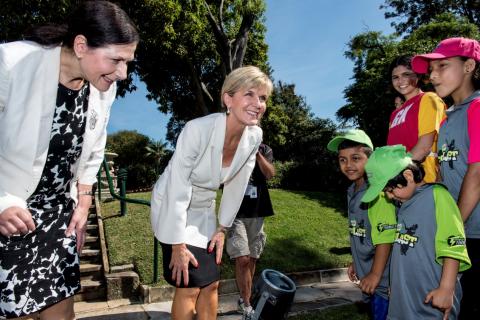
0, 206, 35, 237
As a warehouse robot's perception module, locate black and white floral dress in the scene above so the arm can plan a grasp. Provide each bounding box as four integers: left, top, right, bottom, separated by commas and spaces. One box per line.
0, 82, 89, 318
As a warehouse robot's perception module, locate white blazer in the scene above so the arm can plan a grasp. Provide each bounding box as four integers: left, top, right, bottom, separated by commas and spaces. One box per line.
151, 113, 262, 248
0, 41, 116, 212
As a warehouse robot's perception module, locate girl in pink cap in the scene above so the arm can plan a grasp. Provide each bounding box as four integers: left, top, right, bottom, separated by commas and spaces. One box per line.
412, 37, 480, 319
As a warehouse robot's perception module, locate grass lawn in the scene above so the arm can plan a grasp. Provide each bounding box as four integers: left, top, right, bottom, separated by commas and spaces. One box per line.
101, 189, 351, 285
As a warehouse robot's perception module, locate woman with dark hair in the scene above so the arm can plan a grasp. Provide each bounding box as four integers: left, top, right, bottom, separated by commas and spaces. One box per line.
387, 55, 446, 183
0, 1, 138, 319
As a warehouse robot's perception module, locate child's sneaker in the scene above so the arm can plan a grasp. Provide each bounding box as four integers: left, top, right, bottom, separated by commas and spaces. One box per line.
237, 297, 246, 314
242, 305, 255, 320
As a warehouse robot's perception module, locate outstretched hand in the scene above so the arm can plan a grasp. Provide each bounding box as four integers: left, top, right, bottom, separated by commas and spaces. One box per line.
0, 206, 35, 237
170, 244, 199, 287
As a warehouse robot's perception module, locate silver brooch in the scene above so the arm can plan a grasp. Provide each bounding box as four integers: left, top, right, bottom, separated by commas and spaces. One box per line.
89, 110, 98, 130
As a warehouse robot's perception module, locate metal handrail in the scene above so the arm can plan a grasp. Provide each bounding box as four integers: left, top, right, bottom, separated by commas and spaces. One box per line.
101, 158, 151, 206
99, 158, 160, 283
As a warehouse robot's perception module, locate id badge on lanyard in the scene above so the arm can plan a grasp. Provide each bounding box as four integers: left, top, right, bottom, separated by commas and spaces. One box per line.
245, 184, 258, 198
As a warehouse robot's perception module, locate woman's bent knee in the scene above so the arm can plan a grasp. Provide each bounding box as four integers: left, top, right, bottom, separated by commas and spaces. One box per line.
202, 280, 220, 293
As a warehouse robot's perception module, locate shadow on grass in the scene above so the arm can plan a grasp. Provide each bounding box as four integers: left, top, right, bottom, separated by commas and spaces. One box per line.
329, 246, 351, 255
288, 191, 347, 216
257, 236, 340, 273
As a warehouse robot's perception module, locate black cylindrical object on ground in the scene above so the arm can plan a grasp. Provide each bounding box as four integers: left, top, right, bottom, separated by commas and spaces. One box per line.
251, 269, 296, 320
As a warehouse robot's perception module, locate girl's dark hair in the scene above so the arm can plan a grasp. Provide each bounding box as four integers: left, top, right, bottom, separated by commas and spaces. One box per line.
337, 139, 373, 157
389, 55, 413, 76
384, 160, 425, 189
25, 1, 139, 48
460, 57, 480, 90
389, 55, 423, 89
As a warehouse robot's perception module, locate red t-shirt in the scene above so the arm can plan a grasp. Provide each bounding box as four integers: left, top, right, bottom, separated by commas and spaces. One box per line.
387, 92, 446, 182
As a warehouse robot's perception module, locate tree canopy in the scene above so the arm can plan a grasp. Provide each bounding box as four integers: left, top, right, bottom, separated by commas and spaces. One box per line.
106, 130, 171, 190
381, 0, 480, 35
0, 0, 269, 143
337, 13, 480, 146
117, 0, 269, 143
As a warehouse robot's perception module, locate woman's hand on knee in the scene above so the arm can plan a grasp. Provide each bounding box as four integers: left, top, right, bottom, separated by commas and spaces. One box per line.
0, 206, 35, 237
209, 227, 226, 265
171, 244, 198, 287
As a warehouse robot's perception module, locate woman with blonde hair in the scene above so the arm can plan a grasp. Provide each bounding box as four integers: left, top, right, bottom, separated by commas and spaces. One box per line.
151, 66, 273, 320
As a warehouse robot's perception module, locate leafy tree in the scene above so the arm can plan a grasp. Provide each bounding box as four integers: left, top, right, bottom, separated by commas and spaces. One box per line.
337, 14, 480, 147
107, 130, 166, 190
381, 0, 480, 35
117, 0, 269, 143
261, 82, 342, 191
145, 140, 171, 176
0, 0, 269, 143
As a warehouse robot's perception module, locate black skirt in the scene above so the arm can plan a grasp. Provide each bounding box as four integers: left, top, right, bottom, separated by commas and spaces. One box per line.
161, 242, 220, 288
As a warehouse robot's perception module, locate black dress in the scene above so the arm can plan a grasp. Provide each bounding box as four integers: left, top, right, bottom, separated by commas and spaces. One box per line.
0, 82, 89, 318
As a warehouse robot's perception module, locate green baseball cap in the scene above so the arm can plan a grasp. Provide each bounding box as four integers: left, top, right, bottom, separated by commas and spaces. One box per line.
327, 129, 374, 152
361, 145, 413, 203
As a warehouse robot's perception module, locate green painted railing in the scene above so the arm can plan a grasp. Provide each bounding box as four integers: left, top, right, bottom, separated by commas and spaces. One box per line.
98, 158, 160, 283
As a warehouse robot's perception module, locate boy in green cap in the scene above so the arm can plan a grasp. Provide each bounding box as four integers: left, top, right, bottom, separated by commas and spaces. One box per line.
362, 145, 471, 319
328, 129, 396, 320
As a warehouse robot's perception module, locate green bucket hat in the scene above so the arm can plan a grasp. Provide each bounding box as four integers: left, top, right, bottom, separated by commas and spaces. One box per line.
361, 145, 413, 203
327, 129, 374, 152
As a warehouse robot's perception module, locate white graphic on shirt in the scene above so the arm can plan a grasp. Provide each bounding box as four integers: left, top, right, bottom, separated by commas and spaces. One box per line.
390, 103, 413, 128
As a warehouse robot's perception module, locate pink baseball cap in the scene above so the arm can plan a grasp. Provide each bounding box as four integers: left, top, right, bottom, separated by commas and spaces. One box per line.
411, 37, 480, 74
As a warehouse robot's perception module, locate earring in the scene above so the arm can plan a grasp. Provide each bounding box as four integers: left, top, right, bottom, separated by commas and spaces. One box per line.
226, 108, 231, 115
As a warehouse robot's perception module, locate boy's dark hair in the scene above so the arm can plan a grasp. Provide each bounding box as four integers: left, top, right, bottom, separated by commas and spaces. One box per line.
460, 57, 480, 90
384, 160, 425, 189
337, 139, 373, 157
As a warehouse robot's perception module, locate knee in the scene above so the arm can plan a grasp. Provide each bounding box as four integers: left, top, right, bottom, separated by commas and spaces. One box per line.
236, 256, 251, 268
202, 281, 220, 294
175, 287, 201, 304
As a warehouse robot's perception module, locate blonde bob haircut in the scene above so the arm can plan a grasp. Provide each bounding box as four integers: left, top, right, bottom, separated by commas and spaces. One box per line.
221, 66, 273, 108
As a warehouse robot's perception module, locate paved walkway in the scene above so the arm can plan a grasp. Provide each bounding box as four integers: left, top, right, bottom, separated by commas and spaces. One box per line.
75, 281, 362, 319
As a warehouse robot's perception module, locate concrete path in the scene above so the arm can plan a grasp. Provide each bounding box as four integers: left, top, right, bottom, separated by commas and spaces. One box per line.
75, 281, 362, 319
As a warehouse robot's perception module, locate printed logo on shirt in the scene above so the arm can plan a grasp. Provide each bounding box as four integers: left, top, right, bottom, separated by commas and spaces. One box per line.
377, 223, 397, 232
390, 103, 413, 129
447, 235, 466, 247
395, 222, 419, 255
438, 140, 459, 169
349, 220, 366, 242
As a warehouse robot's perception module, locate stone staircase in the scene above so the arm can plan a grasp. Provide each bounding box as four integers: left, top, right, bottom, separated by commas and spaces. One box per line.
75, 198, 107, 302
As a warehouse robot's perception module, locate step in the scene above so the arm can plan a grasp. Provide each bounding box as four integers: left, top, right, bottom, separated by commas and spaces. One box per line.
86, 224, 98, 230
85, 236, 98, 243
81, 273, 103, 282
88, 213, 97, 220
80, 263, 102, 273
85, 229, 99, 236
80, 249, 100, 257
74, 284, 106, 302
81, 279, 103, 289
